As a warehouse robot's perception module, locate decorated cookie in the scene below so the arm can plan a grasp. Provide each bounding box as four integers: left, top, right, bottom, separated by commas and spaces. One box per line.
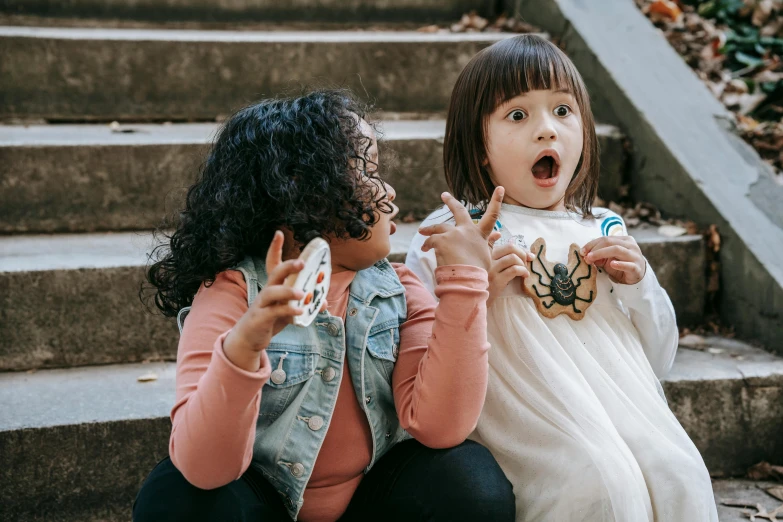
285, 237, 331, 327
522, 238, 597, 320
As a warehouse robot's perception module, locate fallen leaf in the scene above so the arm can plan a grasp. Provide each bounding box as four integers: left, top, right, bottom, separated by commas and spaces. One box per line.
742, 502, 783, 521
137, 372, 159, 382
450, 11, 489, 33
658, 224, 688, 237
417, 25, 439, 33
764, 486, 783, 503
649, 0, 683, 21
752, 0, 775, 27
708, 225, 721, 253
748, 461, 783, 481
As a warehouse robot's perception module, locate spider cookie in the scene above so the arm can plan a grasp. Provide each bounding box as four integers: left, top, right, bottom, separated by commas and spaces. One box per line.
523, 237, 597, 321
284, 237, 331, 327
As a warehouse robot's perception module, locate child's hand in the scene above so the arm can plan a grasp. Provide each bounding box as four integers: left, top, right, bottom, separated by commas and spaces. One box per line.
487, 242, 535, 306
581, 236, 647, 285
418, 186, 504, 271
223, 231, 306, 371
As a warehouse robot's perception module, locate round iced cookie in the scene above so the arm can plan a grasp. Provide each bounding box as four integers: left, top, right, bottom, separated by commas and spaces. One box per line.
285, 237, 331, 327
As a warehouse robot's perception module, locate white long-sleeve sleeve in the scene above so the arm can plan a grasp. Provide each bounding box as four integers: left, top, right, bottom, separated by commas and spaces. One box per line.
612, 262, 679, 378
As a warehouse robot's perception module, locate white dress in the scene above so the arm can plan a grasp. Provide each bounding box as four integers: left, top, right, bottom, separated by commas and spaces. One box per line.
406, 204, 718, 522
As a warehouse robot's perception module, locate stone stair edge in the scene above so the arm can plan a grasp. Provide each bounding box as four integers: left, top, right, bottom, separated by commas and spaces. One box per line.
0, 223, 701, 274
0, 25, 517, 41
3, 337, 778, 431
1, 337, 779, 483
0, 121, 622, 145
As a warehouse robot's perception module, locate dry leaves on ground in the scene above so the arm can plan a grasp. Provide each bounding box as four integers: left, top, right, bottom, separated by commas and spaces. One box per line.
765, 486, 783, 502
594, 196, 700, 235
749, 462, 783, 481
636, 0, 783, 176
419, 11, 539, 34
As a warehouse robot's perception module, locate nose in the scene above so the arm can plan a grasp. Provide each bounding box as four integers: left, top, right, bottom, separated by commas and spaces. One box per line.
384, 182, 396, 202
535, 114, 558, 142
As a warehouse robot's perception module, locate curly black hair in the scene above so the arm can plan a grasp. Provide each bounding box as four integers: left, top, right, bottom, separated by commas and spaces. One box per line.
143, 89, 390, 317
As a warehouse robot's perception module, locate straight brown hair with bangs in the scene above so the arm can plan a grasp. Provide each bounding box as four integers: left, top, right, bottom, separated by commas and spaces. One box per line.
444, 34, 599, 216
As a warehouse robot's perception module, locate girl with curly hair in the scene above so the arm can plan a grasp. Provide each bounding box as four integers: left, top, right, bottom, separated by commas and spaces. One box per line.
133, 89, 515, 522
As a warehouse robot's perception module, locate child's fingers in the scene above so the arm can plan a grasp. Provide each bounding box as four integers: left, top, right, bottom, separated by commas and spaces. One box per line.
264, 230, 286, 276
584, 245, 634, 264
487, 230, 502, 248
441, 192, 474, 227
257, 286, 305, 308
582, 235, 638, 257
495, 264, 530, 287
267, 258, 305, 286
418, 223, 454, 237
492, 243, 534, 262
607, 260, 639, 273
420, 235, 440, 253
262, 303, 304, 321
477, 186, 504, 238
492, 253, 527, 272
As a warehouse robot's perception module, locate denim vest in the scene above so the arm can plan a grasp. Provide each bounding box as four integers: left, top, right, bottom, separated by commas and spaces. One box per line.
179, 256, 411, 520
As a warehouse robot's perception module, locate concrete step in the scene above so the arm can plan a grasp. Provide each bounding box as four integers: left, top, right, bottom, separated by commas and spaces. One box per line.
0, 121, 627, 232
2, 338, 779, 520
0, 26, 510, 122
0, 224, 704, 372
1, 0, 494, 24
713, 479, 783, 522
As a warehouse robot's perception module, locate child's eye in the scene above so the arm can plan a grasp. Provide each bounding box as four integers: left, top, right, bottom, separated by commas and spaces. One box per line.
505, 109, 527, 122
554, 105, 572, 117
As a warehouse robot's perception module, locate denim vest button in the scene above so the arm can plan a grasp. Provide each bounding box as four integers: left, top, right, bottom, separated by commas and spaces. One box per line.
270, 369, 286, 385
322, 367, 337, 382
308, 416, 325, 431
365, 396, 372, 405
291, 463, 305, 478
348, 308, 358, 316
327, 323, 340, 337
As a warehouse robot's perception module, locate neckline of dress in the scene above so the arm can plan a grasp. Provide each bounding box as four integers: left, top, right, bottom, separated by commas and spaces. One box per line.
500, 203, 580, 220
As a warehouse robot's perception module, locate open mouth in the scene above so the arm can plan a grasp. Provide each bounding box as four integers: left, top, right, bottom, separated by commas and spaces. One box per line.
531, 151, 561, 187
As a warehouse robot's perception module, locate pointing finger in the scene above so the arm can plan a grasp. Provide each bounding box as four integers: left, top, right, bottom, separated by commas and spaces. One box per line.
264, 231, 286, 277
477, 186, 504, 238
418, 223, 454, 237
441, 192, 474, 227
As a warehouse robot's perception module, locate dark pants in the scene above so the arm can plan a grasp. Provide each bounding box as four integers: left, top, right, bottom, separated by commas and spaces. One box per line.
133, 439, 515, 522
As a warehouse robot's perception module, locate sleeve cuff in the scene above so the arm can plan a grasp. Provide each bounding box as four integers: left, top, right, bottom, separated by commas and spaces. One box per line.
214, 330, 272, 383
610, 259, 660, 307
434, 265, 489, 288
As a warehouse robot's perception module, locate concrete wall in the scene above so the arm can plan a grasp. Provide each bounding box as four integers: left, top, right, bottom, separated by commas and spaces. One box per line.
506, 0, 783, 352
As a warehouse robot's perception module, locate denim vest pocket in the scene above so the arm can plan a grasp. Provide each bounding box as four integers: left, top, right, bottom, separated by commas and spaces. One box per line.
259, 346, 317, 422
365, 321, 400, 382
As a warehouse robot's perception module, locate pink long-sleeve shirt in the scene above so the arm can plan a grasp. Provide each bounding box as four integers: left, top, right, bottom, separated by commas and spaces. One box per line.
169, 263, 490, 521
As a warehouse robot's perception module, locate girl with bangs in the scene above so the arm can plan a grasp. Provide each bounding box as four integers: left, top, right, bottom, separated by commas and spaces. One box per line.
406, 35, 718, 521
